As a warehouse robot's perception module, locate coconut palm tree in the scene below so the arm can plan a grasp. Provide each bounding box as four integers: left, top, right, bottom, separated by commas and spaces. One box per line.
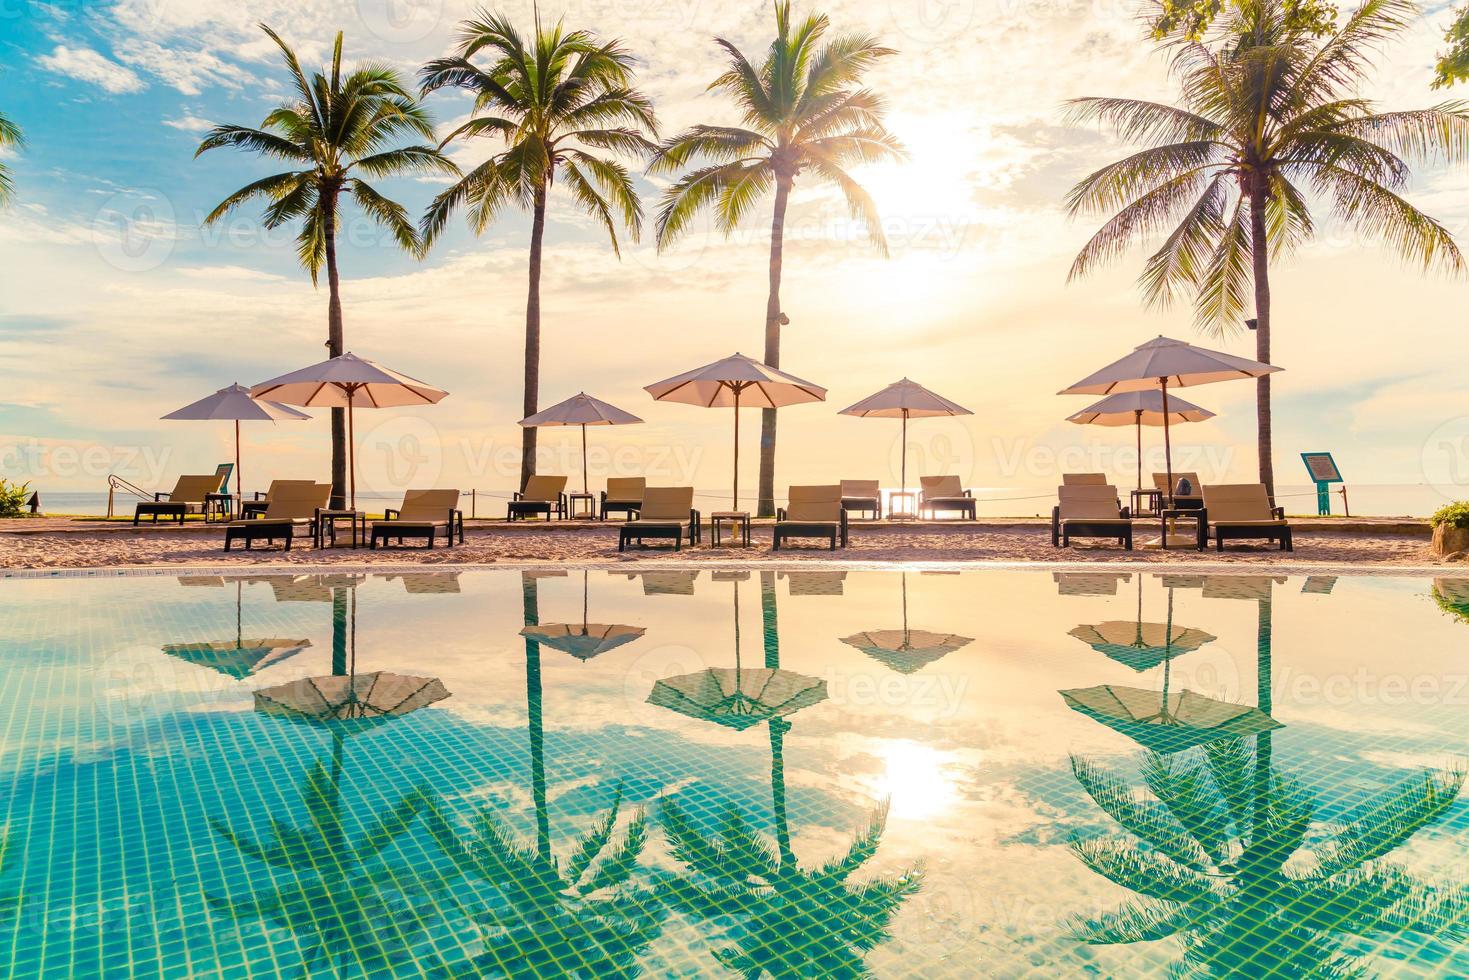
1065, 0, 1468, 496
196, 26, 456, 508
419, 13, 657, 495
0, 108, 22, 205
418, 572, 663, 976
1068, 739, 1469, 976
0, 826, 20, 919
651, 2, 905, 517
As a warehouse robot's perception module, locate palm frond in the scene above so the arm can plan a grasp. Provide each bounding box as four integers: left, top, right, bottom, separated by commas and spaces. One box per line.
1072, 756, 1215, 871
194, 125, 308, 162
1064, 96, 1224, 144
802, 152, 889, 256
1309, 767, 1466, 877
654, 160, 768, 249
1194, 194, 1255, 331
203, 170, 310, 226
1311, 163, 1466, 274
351, 178, 420, 254
1069, 166, 1220, 280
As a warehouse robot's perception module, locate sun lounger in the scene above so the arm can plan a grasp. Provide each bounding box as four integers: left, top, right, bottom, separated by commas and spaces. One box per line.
1153, 471, 1203, 510
600, 477, 645, 521
1052, 484, 1132, 549
223, 483, 330, 551
240, 479, 317, 519
774, 485, 849, 550
1063, 473, 1109, 486
918, 475, 976, 520
133, 471, 232, 525
1200, 484, 1293, 551
618, 487, 699, 551
839, 479, 881, 520
508, 475, 568, 521
370, 489, 464, 549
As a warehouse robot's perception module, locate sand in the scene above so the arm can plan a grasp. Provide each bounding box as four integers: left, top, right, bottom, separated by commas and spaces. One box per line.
0, 517, 1445, 571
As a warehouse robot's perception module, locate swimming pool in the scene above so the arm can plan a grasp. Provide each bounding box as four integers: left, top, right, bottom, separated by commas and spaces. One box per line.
0, 566, 1465, 977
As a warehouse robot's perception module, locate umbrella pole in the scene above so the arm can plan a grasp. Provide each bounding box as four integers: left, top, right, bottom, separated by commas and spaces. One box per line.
347, 391, 357, 511
1160, 377, 1174, 506
732, 386, 741, 510
901, 410, 909, 506
1134, 411, 1142, 494
235, 418, 242, 505
581, 423, 589, 496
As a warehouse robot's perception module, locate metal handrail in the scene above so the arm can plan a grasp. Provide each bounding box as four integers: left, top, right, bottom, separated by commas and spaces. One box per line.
106, 473, 152, 518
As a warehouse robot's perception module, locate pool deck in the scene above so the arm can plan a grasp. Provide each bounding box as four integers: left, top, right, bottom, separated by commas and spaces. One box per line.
0, 514, 1454, 572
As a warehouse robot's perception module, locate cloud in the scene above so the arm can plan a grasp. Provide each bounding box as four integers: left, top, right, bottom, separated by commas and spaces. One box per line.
162, 115, 216, 134
34, 45, 146, 95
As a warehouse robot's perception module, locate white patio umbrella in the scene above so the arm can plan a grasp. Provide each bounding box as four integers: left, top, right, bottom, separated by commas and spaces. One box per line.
838, 378, 972, 514
1058, 336, 1280, 500
1066, 389, 1215, 492
519, 392, 643, 495
161, 383, 311, 501
250, 352, 448, 509
645, 353, 826, 510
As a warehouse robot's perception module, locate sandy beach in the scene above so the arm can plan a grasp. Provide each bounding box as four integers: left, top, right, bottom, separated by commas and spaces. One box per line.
0, 517, 1443, 571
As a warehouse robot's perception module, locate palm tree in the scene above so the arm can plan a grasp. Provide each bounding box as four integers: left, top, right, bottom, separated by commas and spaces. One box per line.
419, 12, 657, 495
0, 825, 21, 919
1068, 739, 1469, 976
651, 2, 904, 516
0, 107, 22, 205
420, 572, 663, 975
1065, 0, 1467, 496
196, 25, 456, 508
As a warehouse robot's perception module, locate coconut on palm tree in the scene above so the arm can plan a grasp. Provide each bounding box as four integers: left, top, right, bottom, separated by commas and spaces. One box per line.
1065, 0, 1467, 495
651, 1, 904, 516
419, 13, 657, 495
0, 107, 22, 205
196, 25, 456, 508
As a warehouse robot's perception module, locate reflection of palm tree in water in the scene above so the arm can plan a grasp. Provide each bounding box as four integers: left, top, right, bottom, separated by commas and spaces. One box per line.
422, 572, 662, 977
1071, 582, 1469, 976
0, 826, 20, 919
659, 571, 923, 977
208, 583, 444, 976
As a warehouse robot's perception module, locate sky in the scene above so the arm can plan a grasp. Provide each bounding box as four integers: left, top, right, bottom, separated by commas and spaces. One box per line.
3, 0, 1469, 511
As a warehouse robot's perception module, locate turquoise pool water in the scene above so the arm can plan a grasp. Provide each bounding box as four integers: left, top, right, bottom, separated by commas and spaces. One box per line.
0, 567, 1466, 978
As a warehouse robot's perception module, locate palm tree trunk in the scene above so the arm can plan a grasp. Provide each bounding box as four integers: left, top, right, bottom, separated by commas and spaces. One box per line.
323, 188, 347, 510
757, 176, 792, 518
521, 185, 547, 495
1248, 182, 1274, 498
522, 574, 551, 865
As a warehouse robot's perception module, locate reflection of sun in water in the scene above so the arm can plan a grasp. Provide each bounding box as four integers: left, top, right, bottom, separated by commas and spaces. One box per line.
874, 741, 956, 820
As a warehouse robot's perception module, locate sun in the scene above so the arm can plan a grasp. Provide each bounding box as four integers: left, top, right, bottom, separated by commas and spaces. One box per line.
872, 740, 958, 821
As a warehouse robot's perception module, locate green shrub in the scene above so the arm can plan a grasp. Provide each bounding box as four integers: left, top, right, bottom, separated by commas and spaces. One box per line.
1431, 501, 1469, 530
0, 479, 29, 518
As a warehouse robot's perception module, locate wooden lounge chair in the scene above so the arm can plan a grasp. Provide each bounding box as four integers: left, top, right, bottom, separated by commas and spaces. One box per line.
839, 479, 881, 520
1063, 473, 1109, 486
918, 475, 976, 520
370, 489, 464, 549
600, 477, 645, 521
1200, 484, 1293, 552
774, 485, 849, 550
618, 487, 699, 551
1052, 484, 1132, 549
133, 472, 230, 525
1153, 471, 1203, 510
223, 483, 330, 551
240, 479, 317, 519
508, 475, 568, 521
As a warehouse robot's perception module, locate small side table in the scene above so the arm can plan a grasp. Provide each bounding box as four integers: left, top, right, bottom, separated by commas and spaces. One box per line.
887, 490, 918, 520
710, 511, 751, 547
1158, 509, 1206, 551
566, 492, 596, 520
315, 509, 366, 549
240, 500, 270, 519
204, 493, 234, 523
1130, 488, 1163, 518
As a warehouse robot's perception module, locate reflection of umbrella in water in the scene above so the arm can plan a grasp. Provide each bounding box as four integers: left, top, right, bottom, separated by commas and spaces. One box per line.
1059, 685, 1282, 754
648, 572, 826, 730
162, 578, 311, 679
1068, 574, 1215, 671
839, 572, 972, 674
615, 569, 699, 596
1054, 571, 1132, 596
520, 569, 646, 661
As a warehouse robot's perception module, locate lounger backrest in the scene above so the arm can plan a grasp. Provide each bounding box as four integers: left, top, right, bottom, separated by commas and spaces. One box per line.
1153, 472, 1203, 499
521, 475, 567, 502
262, 479, 316, 502
1058, 485, 1123, 521
262, 482, 331, 520
1063, 473, 1108, 486
840, 479, 880, 497
1202, 483, 1274, 522
398, 489, 460, 521
170, 474, 222, 504
784, 485, 841, 522
212, 463, 233, 493
605, 477, 645, 502
921, 475, 962, 498
639, 486, 694, 521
